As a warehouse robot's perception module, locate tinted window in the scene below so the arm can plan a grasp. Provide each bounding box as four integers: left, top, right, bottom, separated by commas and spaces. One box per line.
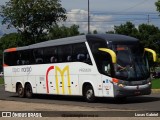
58, 45, 72, 63
43, 47, 57, 63
88, 40, 112, 75
33, 49, 44, 64
73, 43, 92, 64
4, 42, 92, 66
4, 52, 18, 66
17, 50, 31, 65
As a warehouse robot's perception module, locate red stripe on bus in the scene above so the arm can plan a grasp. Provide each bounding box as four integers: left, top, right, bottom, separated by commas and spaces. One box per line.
5, 48, 17, 52
3, 64, 8, 67
46, 66, 54, 93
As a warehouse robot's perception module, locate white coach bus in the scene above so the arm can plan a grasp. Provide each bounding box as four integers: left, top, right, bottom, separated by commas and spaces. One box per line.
3, 34, 157, 102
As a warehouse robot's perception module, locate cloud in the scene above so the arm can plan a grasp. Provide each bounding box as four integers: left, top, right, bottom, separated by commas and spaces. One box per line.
63, 9, 114, 33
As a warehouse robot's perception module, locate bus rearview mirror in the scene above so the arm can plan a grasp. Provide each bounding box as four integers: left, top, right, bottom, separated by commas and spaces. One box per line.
144, 48, 157, 62
98, 48, 117, 64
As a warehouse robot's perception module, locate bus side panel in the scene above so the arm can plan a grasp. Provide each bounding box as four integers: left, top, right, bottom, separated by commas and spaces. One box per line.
69, 75, 79, 95
4, 67, 13, 92
79, 74, 102, 97
36, 75, 46, 94
27, 76, 36, 94
101, 75, 114, 97
4, 77, 13, 92
12, 76, 24, 93
47, 64, 79, 95
47, 75, 56, 94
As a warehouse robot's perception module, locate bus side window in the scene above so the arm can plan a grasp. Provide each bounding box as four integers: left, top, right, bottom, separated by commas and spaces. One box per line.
85, 54, 92, 65
4, 51, 18, 66
20, 50, 30, 65
77, 54, 85, 62
57, 45, 72, 63
73, 43, 92, 65
67, 55, 72, 62
88, 40, 112, 75
43, 47, 57, 64
33, 49, 44, 64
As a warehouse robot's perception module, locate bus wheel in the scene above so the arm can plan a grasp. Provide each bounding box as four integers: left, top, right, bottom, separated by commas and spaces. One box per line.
84, 85, 96, 102
17, 84, 25, 98
25, 84, 33, 98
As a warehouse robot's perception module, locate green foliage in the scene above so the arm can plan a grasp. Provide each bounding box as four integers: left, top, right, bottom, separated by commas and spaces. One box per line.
155, 0, 160, 13
93, 30, 98, 34
48, 24, 80, 39
114, 22, 160, 49
0, 77, 4, 84
138, 24, 160, 48
0, 33, 22, 50
114, 21, 139, 38
0, 0, 67, 44
152, 79, 160, 89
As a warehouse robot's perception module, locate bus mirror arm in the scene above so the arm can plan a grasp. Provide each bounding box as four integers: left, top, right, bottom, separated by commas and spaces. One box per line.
144, 48, 157, 62
98, 48, 117, 64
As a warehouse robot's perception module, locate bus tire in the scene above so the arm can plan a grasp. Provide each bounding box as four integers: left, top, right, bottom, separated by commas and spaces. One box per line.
17, 84, 25, 98
84, 85, 96, 103
25, 84, 33, 98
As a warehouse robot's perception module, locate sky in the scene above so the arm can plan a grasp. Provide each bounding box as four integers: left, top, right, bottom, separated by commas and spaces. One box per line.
0, 0, 159, 34
61, 0, 157, 12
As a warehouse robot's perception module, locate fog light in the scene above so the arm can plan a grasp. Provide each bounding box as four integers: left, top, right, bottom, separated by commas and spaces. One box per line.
118, 84, 124, 87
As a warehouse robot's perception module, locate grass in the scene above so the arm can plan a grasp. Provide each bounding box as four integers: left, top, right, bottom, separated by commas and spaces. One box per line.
0, 77, 4, 84
152, 78, 160, 89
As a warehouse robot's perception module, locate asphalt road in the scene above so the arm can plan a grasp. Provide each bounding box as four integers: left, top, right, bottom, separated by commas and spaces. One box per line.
0, 85, 160, 111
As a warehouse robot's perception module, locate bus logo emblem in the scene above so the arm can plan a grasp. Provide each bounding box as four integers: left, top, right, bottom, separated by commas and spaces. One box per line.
46, 65, 71, 94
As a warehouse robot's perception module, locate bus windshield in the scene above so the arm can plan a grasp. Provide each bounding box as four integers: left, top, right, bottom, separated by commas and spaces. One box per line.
113, 44, 150, 81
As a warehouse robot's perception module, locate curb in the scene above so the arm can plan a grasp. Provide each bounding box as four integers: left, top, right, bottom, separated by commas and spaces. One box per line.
152, 89, 160, 94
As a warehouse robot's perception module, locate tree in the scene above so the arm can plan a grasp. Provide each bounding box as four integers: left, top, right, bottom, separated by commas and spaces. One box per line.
114, 21, 139, 38
0, 0, 66, 44
155, 0, 160, 13
93, 30, 98, 34
113, 22, 160, 49
138, 24, 160, 49
0, 33, 22, 50
106, 31, 114, 34
48, 24, 80, 39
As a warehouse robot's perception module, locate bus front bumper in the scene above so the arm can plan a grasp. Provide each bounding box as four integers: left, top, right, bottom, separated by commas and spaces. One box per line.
113, 83, 151, 97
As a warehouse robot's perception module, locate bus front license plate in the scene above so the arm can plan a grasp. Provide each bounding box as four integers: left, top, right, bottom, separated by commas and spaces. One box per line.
134, 91, 141, 95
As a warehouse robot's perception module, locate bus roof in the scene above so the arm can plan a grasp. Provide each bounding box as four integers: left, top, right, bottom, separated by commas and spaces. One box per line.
4, 34, 139, 52
86, 34, 138, 43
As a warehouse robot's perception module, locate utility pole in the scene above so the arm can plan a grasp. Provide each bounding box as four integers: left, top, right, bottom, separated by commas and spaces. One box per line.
147, 14, 150, 25
88, 0, 90, 34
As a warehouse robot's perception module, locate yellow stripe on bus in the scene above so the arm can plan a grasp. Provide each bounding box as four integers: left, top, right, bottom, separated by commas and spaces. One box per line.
55, 66, 71, 95
67, 69, 71, 94
55, 69, 59, 94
